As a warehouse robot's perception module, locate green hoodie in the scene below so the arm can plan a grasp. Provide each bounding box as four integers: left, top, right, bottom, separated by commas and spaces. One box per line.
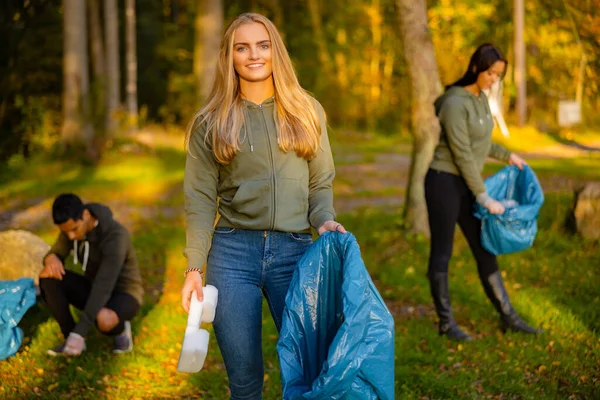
184, 97, 336, 271
45, 203, 144, 337
430, 86, 511, 204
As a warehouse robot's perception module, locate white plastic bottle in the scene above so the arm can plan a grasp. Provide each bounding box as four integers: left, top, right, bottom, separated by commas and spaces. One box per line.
177, 286, 219, 373
200, 285, 219, 323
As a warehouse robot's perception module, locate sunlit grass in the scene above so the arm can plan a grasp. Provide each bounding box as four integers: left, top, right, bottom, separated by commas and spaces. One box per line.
493, 124, 600, 154
1, 131, 599, 398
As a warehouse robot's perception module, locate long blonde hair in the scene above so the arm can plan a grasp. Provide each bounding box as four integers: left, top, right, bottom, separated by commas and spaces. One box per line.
185, 13, 323, 164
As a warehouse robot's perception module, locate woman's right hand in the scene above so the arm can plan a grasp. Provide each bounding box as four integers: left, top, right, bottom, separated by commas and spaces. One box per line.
181, 270, 204, 314
485, 199, 505, 215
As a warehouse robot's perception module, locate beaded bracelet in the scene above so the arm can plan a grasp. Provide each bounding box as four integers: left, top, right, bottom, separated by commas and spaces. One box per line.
184, 267, 204, 277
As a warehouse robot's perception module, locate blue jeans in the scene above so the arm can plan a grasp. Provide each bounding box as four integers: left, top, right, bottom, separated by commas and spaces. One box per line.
206, 228, 313, 400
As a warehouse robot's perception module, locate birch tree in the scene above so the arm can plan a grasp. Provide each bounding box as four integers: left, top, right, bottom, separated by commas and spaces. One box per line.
126, 0, 138, 130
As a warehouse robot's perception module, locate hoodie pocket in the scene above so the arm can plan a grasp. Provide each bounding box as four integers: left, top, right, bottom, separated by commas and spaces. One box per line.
226, 179, 271, 220
277, 176, 309, 225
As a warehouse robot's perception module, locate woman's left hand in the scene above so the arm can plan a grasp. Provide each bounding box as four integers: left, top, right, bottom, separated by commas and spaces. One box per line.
508, 153, 527, 170
318, 220, 347, 235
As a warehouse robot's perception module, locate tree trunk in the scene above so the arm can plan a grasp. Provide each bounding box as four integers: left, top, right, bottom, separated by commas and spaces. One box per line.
88, 0, 105, 79
61, 0, 95, 150
88, 0, 106, 135
125, 0, 138, 130
194, 0, 223, 104
367, 0, 382, 131
397, 0, 442, 236
263, 0, 285, 32
514, 0, 526, 126
307, 0, 333, 78
104, 0, 120, 135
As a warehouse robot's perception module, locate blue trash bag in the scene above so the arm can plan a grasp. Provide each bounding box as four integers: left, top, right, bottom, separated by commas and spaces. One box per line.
473, 165, 544, 255
277, 232, 395, 400
0, 278, 37, 360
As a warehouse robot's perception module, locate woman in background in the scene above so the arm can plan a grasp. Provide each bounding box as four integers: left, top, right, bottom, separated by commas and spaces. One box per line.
425, 43, 542, 341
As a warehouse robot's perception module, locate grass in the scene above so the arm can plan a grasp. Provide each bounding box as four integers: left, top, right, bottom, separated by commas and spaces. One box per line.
1, 127, 599, 399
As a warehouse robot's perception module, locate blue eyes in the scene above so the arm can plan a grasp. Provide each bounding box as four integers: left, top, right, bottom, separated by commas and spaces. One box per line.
236, 44, 270, 52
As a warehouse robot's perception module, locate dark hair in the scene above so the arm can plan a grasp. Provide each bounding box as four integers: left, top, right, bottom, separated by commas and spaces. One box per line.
52, 193, 84, 224
447, 43, 507, 90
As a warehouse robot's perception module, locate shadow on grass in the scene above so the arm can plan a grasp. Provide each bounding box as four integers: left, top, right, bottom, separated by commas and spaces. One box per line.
544, 130, 600, 152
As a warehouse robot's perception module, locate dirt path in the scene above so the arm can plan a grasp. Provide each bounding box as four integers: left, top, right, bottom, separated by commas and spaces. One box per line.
333, 142, 600, 214
1, 137, 598, 231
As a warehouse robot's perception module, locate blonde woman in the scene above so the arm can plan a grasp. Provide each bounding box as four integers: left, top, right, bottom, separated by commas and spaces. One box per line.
180, 13, 345, 399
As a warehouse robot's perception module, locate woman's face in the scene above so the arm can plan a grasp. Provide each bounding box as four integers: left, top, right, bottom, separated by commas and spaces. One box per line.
232, 22, 273, 84
476, 60, 506, 90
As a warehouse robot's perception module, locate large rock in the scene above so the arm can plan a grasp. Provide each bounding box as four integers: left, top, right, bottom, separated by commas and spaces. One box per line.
573, 182, 600, 240
0, 230, 50, 285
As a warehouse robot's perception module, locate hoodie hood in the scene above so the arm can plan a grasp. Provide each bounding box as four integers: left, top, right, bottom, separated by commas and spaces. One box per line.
434, 86, 486, 116
86, 203, 114, 227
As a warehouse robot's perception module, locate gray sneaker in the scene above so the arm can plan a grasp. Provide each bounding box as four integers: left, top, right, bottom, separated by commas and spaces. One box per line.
47, 340, 87, 356
113, 321, 133, 353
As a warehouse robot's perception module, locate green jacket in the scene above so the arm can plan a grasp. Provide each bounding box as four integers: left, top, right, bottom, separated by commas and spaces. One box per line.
430, 86, 511, 204
184, 97, 336, 270
46, 203, 143, 337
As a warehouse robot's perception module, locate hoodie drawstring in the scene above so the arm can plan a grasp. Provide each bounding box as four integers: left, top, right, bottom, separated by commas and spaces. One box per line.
73, 240, 90, 272
72, 219, 97, 273
242, 97, 279, 151
272, 104, 281, 145
242, 106, 254, 152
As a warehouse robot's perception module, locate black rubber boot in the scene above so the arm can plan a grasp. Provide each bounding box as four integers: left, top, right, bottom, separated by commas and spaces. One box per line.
480, 271, 542, 334
429, 272, 472, 341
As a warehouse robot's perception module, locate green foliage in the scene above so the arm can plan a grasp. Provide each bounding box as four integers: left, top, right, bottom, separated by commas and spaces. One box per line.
0, 0, 62, 162
2, 0, 600, 164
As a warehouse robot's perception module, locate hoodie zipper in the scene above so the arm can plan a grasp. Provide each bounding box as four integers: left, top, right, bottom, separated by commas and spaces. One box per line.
259, 103, 277, 230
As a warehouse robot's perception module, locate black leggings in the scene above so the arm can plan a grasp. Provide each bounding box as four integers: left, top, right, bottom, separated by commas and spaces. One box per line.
39, 270, 140, 338
425, 169, 499, 277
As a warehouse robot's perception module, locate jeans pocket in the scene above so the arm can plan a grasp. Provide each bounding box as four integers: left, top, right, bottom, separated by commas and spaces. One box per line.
214, 227, 236, 234
288, 232, 313, 242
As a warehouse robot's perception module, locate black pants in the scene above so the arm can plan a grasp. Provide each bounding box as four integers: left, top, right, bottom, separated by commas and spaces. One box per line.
425, 169, 499, 277
39, 270, 140, 338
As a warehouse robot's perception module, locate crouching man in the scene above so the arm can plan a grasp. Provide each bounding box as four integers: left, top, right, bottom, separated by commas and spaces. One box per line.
39, 193, 144, 356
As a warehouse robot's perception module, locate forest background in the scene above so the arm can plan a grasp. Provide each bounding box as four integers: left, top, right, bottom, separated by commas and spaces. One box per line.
1, 1, 599, 399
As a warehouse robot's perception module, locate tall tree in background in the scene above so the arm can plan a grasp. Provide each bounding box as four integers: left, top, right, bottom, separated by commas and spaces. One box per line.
397, 0, 442, 235
194, 0, 223, 104
307, 0, 334, 78
126, 0, 138, 130
104, 0, 120, 135
61, 0, 95, 153
514, 0, 526, 126
88, 0, 105, 83
88, 0, 107, 135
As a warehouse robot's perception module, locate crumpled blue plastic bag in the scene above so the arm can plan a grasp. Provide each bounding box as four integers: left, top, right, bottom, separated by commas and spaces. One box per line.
474, 165, 544, 255
277, 232, 395, 400
1, 278, 37, 360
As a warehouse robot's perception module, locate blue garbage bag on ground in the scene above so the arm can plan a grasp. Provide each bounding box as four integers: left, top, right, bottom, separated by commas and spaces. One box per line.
277, 232, 395, 400
0, 278, 37, 360
474, 165, 544, 255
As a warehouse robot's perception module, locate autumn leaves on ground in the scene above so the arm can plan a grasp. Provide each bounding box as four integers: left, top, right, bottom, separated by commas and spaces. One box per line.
1, 127, 599, 399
